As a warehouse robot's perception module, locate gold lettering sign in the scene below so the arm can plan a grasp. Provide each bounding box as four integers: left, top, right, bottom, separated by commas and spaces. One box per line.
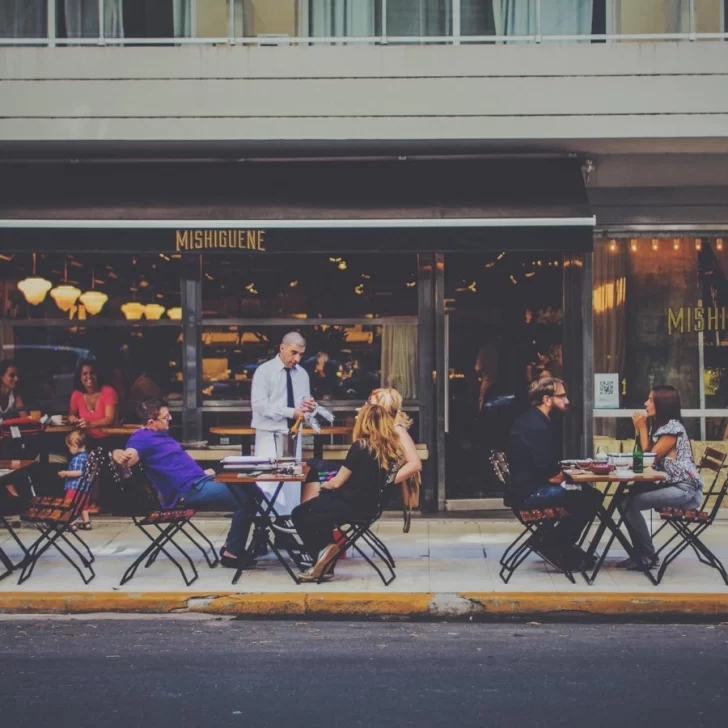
667, 307, 728, 335
175, 230, 266, 253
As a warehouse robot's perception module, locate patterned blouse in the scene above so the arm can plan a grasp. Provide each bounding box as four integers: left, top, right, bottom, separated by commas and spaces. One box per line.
651, 420, 703, 491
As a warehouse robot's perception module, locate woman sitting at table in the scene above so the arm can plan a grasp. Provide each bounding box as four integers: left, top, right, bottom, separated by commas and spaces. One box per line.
0, 360, 26, 417
621, 385, 703, 571
68, 360, 119, 441
291, 402, 416, 582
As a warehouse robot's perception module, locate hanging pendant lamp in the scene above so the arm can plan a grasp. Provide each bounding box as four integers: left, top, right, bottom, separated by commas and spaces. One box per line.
121, 301, 145, 320
50, 259, 81, 312
18, 253, 52, 306
166, 307, 182, 320
79, 268, 108, 316
143, 303, 166, 320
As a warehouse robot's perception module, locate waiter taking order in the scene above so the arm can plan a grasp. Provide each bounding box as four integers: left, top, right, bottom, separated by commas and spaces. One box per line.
251, 331, 315, 513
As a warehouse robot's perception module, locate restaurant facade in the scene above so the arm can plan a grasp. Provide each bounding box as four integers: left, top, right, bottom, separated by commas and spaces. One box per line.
2, 7, 728, 511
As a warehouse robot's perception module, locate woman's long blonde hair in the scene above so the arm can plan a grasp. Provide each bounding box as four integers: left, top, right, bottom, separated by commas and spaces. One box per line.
352, 403, 403, 472
368, 388, 412, 430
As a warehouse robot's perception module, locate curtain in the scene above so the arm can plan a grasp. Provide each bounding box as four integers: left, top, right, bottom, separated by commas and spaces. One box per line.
613, 0, 690, 34
493, 0, 593, 36
0, 0, 46, 37
173, 0, 192, 37
310, 0, 376, 37
593, 240, 627, 436
381, 324, 418, 399
387, 0, 451, 36
65, 0, 124, 38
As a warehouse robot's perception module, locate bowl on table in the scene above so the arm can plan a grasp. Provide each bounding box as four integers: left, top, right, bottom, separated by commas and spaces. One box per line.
589, 463, 614, 476
575, 459, 593, 469
643, 453, 657, 468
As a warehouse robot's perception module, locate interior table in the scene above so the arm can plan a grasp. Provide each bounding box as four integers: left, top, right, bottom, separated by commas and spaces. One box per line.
209, 426, 352, 459
0, 459, 36, 580
214, 470, 308, 585
566, 468, 667, 585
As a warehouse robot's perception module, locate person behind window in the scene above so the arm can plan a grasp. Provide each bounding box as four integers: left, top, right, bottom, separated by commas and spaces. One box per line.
292, 402, 417, 582
112, 398, 255, 569
621, 385, 703, 571
508, 377, 603, 571
68, 360, 119, 440
0, 360, 26, 416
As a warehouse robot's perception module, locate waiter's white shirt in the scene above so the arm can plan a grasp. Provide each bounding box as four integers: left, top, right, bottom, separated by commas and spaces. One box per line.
251, 355, 311, 432
251, 355, 311, 513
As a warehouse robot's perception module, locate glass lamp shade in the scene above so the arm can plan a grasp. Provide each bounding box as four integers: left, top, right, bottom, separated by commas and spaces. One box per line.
166, 306, 182, 320
50, 284, 81, 312
121, 301, 145, 320
18, 277, 52, 306
79, 290, 108, 316
144, 303, 166, 320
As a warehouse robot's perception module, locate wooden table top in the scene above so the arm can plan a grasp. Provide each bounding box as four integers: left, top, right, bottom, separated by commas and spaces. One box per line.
0, 460, 36, 474
215, 472, 307, 484
566, 468, 667, 484
209, 426, 352, 437
46, 424, 141, 435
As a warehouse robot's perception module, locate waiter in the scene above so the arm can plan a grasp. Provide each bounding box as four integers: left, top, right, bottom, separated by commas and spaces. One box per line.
251, 331, 315, 515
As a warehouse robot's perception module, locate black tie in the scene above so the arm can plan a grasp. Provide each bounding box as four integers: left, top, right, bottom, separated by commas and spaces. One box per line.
286, 367, 295, 429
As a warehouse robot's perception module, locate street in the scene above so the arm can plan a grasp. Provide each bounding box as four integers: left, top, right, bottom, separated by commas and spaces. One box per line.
1, 617, 726, 727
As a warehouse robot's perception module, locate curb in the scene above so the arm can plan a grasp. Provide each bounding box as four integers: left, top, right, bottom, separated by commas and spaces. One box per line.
2, 591, 728, 620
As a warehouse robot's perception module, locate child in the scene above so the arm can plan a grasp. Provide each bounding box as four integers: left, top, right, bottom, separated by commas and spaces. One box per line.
59, 430, 91, 530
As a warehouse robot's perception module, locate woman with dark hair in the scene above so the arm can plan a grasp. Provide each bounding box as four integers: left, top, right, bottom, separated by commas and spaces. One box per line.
620, 385, 703, 570
68, 360, 119, 440
0, 360, 26, 416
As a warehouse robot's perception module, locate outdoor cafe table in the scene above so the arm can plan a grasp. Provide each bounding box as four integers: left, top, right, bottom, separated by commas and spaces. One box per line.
565, 468, 667, 585
209, 426, 352, 459
214, 469, 308, 586
0, 459, 36, 581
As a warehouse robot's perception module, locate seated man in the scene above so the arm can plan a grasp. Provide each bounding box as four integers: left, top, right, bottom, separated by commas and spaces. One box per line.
509, 377, 603, 571
112, 398, 253, 569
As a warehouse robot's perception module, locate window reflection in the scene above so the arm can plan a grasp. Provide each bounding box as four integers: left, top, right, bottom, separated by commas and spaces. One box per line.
201, 323, 418, 402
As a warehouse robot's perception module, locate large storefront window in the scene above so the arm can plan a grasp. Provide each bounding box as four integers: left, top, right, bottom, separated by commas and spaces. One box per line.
0, 252, 182, 416
593, 236, 727, 449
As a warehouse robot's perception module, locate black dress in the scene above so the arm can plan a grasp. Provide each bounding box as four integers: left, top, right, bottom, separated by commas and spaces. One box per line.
291, 441, 387, 559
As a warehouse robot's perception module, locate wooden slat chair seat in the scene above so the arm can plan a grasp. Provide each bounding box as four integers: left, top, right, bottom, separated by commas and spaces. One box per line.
141, 508, 198, 525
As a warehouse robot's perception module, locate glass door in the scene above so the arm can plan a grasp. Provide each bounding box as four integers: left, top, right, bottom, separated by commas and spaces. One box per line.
443, 251, 564, 499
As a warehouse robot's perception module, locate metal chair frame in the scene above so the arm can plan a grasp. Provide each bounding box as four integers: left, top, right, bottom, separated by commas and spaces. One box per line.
110, 455, 218, 587
491, 451, 576, 584
16, 449, 102, 585
653, 464, 728, 586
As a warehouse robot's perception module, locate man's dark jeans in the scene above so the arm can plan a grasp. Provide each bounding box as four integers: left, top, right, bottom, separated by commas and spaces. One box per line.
181, 475, 253, 556
522, 484, 604, 549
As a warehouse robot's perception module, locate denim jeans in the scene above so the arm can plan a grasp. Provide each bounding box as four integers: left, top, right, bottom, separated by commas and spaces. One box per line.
522, 484, 604, 548
181, 475, 253, 557
617, 482, 701, 558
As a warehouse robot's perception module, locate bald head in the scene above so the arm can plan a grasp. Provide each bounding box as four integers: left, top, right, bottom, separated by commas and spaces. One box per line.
279, 331, 306, 369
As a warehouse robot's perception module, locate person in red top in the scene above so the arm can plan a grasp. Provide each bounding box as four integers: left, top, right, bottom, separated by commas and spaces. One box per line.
68, 360, 119, 440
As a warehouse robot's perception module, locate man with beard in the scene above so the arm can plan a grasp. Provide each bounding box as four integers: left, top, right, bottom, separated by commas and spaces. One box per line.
508, 377, 602, 571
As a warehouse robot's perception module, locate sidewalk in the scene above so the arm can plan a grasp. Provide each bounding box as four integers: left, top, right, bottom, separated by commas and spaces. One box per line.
2, 517, 728, 620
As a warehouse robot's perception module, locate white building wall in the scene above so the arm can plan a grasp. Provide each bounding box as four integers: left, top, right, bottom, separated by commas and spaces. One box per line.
1, 42, 727, 144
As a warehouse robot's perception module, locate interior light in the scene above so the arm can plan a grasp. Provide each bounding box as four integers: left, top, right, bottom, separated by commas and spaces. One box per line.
144, 303, 166, 320
50, 285, 82, 312
79, 290, 108, 316
166, 307, 182, 320
121, 302, 145, 320
18, 253, 52, 306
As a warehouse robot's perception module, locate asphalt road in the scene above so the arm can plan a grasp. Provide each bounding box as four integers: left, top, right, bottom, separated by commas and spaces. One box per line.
1, 617, 727, 728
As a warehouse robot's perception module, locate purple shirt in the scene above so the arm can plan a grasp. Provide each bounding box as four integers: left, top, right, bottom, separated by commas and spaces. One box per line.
127, 428, 205, 508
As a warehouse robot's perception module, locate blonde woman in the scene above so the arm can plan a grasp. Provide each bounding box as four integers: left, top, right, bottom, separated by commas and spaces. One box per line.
291, 403, 415, 582
369, 388, 422, 532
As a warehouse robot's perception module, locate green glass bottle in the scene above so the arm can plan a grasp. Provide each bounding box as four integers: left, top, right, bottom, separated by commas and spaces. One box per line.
633, 432, 644, 474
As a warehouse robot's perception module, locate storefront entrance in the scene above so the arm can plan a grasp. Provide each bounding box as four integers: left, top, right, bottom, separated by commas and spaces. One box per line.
442, 252, 565, 501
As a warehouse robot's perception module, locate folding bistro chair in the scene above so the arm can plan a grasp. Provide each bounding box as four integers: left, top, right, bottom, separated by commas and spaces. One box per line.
16, 448, 103, 585
653, 464, 728, 586
490, 451, 576, 584
314, 464, 399, 586
110, 455, 218, 587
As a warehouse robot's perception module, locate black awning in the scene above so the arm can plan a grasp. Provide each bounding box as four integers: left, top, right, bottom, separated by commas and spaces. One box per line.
0, 158, 593, 253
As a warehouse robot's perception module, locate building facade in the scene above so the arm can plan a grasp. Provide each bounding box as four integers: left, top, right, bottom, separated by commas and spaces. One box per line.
1, 0, 728, 511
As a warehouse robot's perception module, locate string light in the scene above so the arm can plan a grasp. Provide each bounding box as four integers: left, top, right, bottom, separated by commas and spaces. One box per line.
673, 238, 680, 251
609, 239, 617, 253
695, 238, 702, 251
718, 238, 724, 252
652, 239, 659, 251
630, 239, 638, 252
